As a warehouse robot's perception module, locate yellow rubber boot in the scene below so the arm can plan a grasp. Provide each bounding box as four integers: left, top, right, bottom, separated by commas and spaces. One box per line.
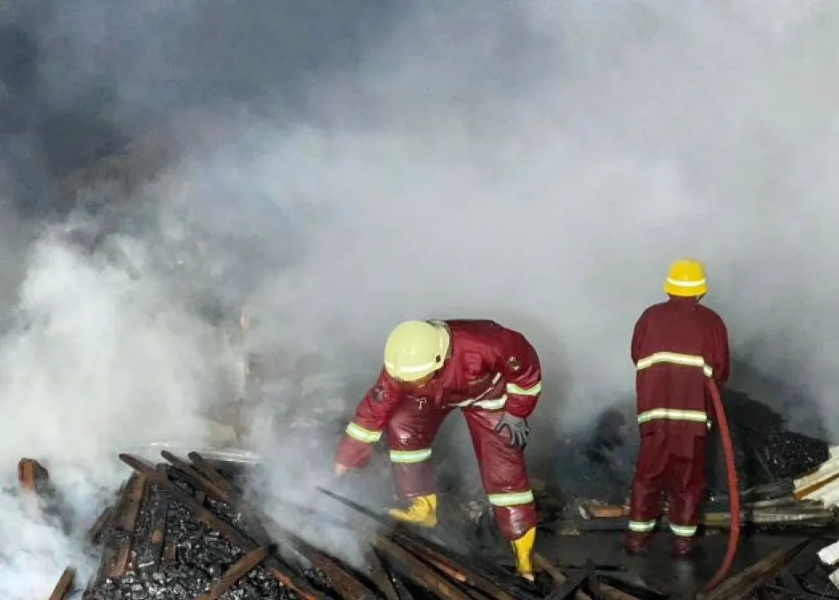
388, 494, 437, 527
510, 527, 536, 581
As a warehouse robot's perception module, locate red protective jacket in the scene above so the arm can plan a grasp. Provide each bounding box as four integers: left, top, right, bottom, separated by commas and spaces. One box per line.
631, 297, 730, 438
335, 319, 543, 469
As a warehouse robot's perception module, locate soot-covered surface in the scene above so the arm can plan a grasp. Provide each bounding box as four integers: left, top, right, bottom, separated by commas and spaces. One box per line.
86, 469, 297, 600
536, 530, 814, 598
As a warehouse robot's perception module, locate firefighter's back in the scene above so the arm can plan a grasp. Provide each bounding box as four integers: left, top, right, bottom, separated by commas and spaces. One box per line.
632, 298, 721, 436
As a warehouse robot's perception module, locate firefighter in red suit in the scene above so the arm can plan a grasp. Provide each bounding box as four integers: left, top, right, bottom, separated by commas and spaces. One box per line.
625, 258, 730, 557
334, 319, 543, 580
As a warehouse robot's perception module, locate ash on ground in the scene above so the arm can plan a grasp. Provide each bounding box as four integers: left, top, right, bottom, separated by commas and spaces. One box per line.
85, 470, 299, 600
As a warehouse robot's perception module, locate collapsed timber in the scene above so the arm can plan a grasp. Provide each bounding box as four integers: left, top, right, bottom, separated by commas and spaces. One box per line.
19, 449, 839, 600
25, 451, 642, 600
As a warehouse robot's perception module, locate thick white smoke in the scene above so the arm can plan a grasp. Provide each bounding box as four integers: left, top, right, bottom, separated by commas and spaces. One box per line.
0, 230, 225, 597
4, 0, 839, 596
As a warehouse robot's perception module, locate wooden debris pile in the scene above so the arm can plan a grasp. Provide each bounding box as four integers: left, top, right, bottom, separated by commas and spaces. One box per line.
550, 476, 839, 536
799, 445, 839, 593
24, 450, 662, 600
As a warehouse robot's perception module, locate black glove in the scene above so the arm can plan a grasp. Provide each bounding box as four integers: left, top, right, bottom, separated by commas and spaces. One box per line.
494, 413, 530, 450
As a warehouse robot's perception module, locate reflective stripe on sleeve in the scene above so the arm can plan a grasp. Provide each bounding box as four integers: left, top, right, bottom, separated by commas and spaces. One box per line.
389, 449, 432, 464
637, 408, 708, 425
506, 381, 542, 396
345, 422, 383, 443
487, 490, 534, 507
628, 519, 657, 533
636, 352, 713, 378
670, 523, 697, 537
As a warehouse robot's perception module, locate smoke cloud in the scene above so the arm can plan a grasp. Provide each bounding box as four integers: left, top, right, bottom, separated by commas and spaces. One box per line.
3, 0, 839, 597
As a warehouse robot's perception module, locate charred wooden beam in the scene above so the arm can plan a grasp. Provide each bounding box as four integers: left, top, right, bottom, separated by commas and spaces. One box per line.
94, 472, 147, 584
17, 458, 49, 493
120, 455, 249, 544
109, 472, 147, 577
187, 451, 232, 489
364, 547, 402, 600
315, 487, 535, 600
186, 452, 378, 600
86, 506, 112, 545
18, 458, 49, 517
186, 453, 272, 547
195, 546, 269, 600
46, 566, 75, 600
259, 513, 378, 600
160, 450, 232, 503
134, 465, 170, 573
118, 454, 327, 600
535, 554, 593, 600
553, 505, 837, 532
698, 539, 810, 600
374, 535, 473, 600
388, 529, 522, 600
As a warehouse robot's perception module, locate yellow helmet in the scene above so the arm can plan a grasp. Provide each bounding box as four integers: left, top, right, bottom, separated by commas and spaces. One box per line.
664, 258, 707, 297
383, 320, 451, 382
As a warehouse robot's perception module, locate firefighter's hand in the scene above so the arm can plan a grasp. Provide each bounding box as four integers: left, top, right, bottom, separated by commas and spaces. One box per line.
494, 413, 530, 450
334, 463, 350, 477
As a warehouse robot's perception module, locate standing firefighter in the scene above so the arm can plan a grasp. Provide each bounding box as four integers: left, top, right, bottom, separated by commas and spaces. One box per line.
625, 258, 730, 557
334, 319, 543, 580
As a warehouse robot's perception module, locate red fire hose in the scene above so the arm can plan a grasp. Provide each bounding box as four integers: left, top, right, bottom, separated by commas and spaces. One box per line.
699, 379, 741, 596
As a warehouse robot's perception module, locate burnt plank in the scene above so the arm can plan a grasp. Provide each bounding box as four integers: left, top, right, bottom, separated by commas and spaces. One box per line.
389, 530, 522, 600
46, 566, 75, 600
187, 451, 231, 489
118, 454, 327, 600
374, 535, 473, 600
186, 453, 271, 546
94, 473, 145, 584
699, 539, 810, 600
315, 487, 533, 600
109, 472, 146, 577
17, 458, 49, 518
364, 547, 402, 600
188, 452, 376, 600
259, 511, 378, 600
160, 450, 232, 503
536, 554, 594, 600
135, 465, 170, 573
195, 546, 269, 600
86, 506, 113, 545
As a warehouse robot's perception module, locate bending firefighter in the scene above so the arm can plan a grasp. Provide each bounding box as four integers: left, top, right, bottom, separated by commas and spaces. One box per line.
626, 258, 730, 557
334, 320, 543, 580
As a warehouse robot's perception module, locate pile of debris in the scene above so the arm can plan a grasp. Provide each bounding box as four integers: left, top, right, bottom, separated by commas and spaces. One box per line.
16, 389, 839, 600
28, 451, 651, 600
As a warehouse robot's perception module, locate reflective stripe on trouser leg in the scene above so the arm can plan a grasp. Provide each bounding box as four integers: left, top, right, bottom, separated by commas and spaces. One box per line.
628, 519, 657, 533
487, 490, 535, 507
488, 490, 538, 541
387, 399, 452, 499
628, 431, 668, 531
667, 436, 708, 534
463, 407, 537, 539
388, 444, 436, 498
670, 523, 697, 537
389, 449, 432, 463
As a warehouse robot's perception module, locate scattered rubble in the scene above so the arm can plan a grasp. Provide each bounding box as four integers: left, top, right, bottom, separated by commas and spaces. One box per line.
23, 451, 604, 600
14, 389, 839, 599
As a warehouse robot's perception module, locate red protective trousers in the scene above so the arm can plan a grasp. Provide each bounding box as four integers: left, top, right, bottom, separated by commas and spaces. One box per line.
388, 397, 537, 541
628, 429, 708, 538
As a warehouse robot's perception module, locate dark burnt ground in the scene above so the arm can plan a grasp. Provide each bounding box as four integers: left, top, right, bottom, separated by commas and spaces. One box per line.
30, 386, 839, 599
